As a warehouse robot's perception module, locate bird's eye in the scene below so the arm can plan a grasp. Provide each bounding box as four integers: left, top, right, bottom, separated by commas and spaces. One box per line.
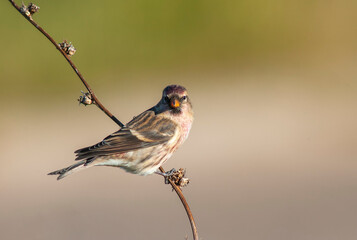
165, 96, 170, 103
182, 96, 187, 101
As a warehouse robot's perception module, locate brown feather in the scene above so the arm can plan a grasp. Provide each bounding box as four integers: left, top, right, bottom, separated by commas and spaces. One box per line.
74, 110, 177, 161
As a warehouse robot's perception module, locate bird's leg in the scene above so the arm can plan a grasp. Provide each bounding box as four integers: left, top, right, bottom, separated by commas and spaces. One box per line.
156, 168, 177, 184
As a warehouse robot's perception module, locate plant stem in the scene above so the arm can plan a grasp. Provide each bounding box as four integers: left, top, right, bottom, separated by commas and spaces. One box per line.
8, 0, 124, 127
159, 166, 199, 240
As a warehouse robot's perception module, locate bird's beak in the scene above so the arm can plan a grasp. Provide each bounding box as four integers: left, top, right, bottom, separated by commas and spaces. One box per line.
170, 98, 180, 108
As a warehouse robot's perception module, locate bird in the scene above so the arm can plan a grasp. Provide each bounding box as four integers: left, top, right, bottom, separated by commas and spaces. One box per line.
48, 85, 194, 180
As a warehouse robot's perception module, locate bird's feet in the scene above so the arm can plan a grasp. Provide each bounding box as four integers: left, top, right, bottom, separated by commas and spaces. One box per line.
156, 168, 176, 184
156, 168, 190, 187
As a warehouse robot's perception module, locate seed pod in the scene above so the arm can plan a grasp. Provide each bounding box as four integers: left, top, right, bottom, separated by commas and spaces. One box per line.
78, 91, 93, 106
28, 3, 40, 15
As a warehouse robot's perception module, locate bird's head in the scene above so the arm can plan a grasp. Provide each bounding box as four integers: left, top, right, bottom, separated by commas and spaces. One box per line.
157, 85, 193, 115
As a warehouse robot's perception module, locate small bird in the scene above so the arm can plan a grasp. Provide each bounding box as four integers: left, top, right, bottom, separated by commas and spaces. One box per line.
48, 85, 194, 180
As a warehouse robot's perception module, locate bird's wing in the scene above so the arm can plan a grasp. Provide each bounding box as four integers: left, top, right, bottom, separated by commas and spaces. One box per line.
74, 110, 177, 161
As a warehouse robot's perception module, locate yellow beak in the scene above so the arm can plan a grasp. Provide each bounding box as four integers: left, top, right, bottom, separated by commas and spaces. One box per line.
170, 99, 180, 108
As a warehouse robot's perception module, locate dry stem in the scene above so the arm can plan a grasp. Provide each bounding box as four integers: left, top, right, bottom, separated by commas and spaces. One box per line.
9, 1, 198, 239
9, 0, 124, 127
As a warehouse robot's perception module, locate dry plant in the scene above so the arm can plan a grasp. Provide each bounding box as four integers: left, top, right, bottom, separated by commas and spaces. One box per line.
8, 1, 198, 239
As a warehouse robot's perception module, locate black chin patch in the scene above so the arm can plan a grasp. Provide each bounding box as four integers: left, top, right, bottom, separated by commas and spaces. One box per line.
171, 108, 182, 115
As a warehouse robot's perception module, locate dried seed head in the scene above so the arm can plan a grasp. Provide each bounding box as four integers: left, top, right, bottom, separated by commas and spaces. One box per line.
67, 44, 76, 56
20, 2, 31, 18
59, 40, 77, 56
168, 168, 190, 187
58, 40, 68, 51
28, 3, 40, 15
179, 177, 190, 187
78, 91, 93, 106
20, 2, 40, 20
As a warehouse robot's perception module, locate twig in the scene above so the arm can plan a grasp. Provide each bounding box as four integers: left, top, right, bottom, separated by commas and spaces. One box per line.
159, 167, 198, 240
8, 0, 124, 127
9, 1, 198, 239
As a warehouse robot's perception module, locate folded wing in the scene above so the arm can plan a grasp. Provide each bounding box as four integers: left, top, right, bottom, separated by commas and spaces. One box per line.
74, 110, 177, 161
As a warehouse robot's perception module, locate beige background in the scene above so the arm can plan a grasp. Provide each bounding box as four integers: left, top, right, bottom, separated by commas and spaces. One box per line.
1, 1, 357, 239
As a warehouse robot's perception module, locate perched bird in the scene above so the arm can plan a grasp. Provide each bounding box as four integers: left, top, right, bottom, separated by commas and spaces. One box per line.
48, 85, 194, 180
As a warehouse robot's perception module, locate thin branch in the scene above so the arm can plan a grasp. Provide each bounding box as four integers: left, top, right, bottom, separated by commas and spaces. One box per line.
9, 1, 198, 239
159, 167, 199, 240
8, 0, 124, 127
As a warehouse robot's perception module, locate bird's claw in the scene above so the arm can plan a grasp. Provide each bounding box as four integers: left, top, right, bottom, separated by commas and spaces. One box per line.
164, 168, 177, 184
157, 168, 190, 187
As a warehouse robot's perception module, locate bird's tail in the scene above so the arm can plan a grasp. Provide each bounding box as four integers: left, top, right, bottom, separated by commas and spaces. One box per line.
48, 160, 92, 180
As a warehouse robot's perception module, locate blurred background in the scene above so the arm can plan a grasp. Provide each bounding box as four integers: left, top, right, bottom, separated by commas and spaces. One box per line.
1, 0, 357, 239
